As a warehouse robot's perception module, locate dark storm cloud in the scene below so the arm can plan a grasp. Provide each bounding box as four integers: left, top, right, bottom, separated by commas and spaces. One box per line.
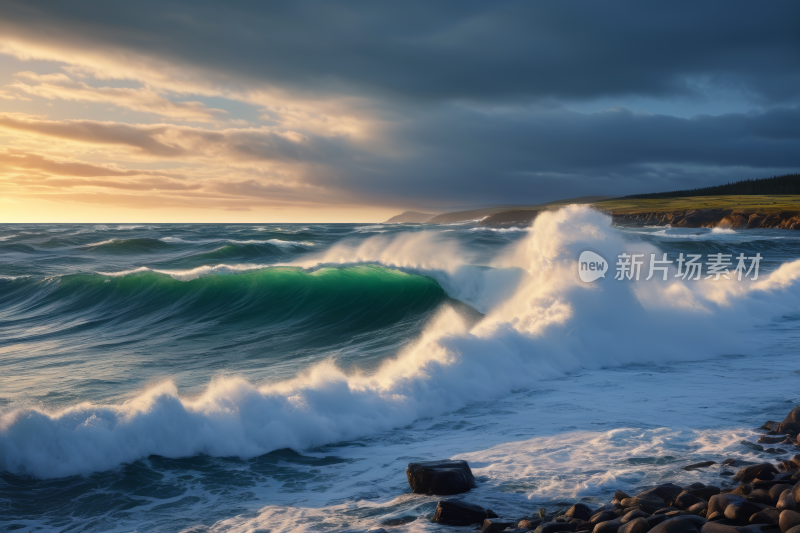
322, 105, 800, 205
1, 0, 798, 104
1, 0, 799, 206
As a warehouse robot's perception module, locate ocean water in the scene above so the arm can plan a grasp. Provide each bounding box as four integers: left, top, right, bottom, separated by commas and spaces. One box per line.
2, 206, 800, 532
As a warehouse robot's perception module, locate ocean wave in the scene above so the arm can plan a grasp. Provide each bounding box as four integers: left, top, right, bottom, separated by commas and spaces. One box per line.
469, 226, 527, 232
83, 237, 174, 252
4, 206, 800, 479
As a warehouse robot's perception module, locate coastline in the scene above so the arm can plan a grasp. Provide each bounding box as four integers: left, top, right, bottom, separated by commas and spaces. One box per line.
475, 208, 800, 229
418, 407, 800, 533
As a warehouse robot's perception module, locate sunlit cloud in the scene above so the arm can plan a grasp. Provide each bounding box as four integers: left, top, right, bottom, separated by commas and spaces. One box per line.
8, 71, 227, 122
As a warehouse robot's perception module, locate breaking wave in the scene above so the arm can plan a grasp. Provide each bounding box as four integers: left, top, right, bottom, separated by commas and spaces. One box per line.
3, 206, 800, 479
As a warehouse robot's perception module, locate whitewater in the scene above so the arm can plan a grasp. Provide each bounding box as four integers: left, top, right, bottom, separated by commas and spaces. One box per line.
2, 206, 800, 532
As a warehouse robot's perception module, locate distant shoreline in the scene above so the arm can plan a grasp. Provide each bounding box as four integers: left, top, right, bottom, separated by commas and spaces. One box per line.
385, 195, 800, 229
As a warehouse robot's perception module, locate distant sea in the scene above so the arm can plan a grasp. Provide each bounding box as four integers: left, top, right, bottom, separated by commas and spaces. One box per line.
3, 207, 800, 532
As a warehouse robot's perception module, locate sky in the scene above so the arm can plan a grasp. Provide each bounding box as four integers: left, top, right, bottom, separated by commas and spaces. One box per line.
0, 1, 798, 222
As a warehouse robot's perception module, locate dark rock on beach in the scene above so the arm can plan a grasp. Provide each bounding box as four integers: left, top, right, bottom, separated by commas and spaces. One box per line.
733, 464, 778, 483
623, 511, 652, 523
675, 491, 708, 510
778, 408, 800, 436
750, 510, 781, 525
778, 490, 797, 511
769, 486, 792, 505
650, 515, 707, 533
432, 500, 487, 525
536, 522, 580, 533
685, 462, 718, 471
780, 510, 800, 533
593, 519, 624, 533
594, 511, 621, 524
567, 504, 594, 521
724, 501, 771, 522
483, 518, 516, 533
406, 460, 476, 495
619, 517, 650, 533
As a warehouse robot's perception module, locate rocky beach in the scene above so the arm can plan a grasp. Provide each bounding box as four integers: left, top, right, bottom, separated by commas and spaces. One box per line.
400, 407, 800, 533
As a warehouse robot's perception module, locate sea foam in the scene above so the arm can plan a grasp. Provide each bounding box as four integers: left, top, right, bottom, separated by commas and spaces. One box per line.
3, 205, 800, 478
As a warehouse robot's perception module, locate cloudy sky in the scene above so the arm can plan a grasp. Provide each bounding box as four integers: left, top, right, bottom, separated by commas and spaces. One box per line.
0, 1, 798, 222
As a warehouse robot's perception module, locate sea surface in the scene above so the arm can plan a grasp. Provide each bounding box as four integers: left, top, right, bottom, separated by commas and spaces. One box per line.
3, 206, 800, 532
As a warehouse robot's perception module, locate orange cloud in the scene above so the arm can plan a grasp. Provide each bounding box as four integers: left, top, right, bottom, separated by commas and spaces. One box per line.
8, 71, 227, 121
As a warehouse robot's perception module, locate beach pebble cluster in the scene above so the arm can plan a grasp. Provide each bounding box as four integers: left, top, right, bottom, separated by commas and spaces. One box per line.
405, 407, 800, 533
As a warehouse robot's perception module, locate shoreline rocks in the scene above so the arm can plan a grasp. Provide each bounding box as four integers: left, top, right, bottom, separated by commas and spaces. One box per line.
406, 459, 476, 495
417, 406, 800, 533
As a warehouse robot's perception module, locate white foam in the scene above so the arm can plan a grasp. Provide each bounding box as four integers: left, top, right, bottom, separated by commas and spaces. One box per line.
4, 206, 800, 480
469, 226, 527, 232
84, 239, 117, 247
712, 227, 737, 234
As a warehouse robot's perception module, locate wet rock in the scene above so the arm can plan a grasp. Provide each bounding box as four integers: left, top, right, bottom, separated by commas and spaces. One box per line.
537, 522, 579, 533
650, 516, 707, 533
765, 449, 789, 455
648, 516, 669, 528
736, 525, 782, 533
615, 491, 633, 502
718, 519, 751, 527
676, 492, 710, 510
748, 489, 775, 505
702, 523, 738, 533
689, 503, 709, 516
770, 486, 793, 505
780, 511, 800, 533
734, 465, 779, 484
407, 460, 476, 495
484, 518, 517, 533
691, 488, 722, 501
668, 512, 692, 517
762, 422, 782, 432
593, 519, 624, 533
709, 495, 747, 517
592, 512, 620, 524
753, 481, 791, 491
725, 460, 739, 467
521, 520, 537, 530
567, 505, 595, 521
708, 513, 725, 522
750, 510, 781, 525
685, 463, 718, 471
623, 511, 653, 523
725, 501, 771, 522
619, 517, 651, 533
779, 463, 800, 473
778, 407, 800, 437
432, 500, 488, 526
760, 437, 789, 445
786, 526, 800, 533
639, 485, 685, 504
778, 490, 797, 511
654, 509, 681, 516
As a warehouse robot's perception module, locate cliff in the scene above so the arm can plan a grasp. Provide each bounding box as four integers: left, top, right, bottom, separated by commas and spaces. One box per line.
611, 209, 800, 229
383, 211, 436, 223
